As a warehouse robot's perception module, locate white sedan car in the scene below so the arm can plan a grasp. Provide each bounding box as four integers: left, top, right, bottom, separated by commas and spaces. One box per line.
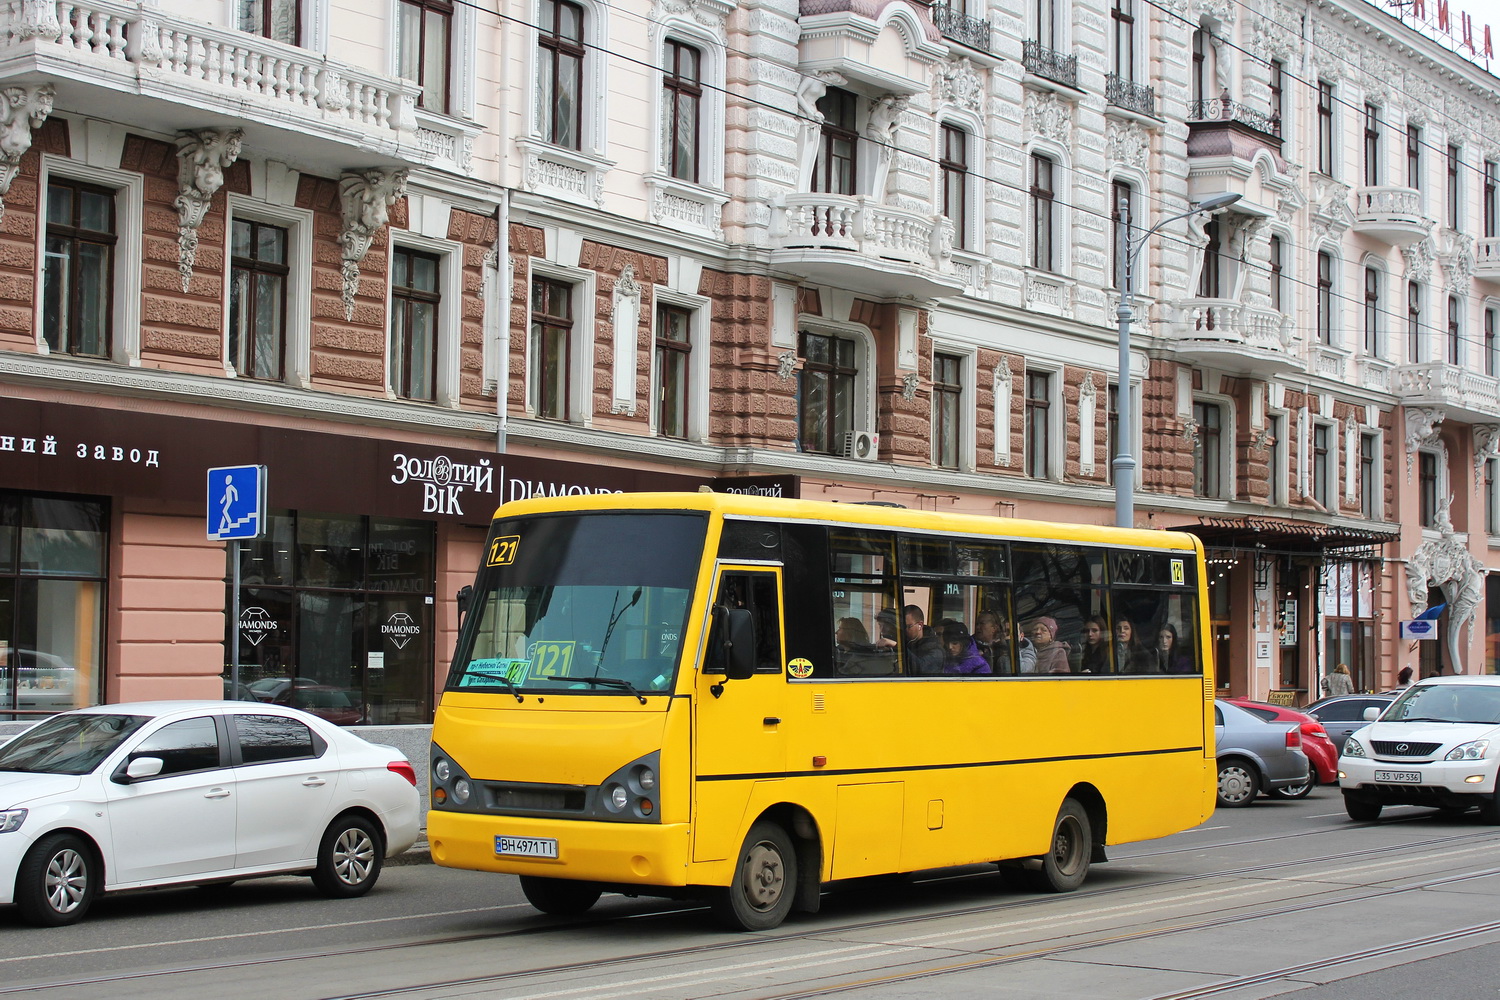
1339, 676, 1500, 822
0, 701, 420, 926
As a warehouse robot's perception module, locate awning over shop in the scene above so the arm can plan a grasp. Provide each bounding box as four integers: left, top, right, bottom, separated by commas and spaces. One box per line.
1188, 515, 1401, 559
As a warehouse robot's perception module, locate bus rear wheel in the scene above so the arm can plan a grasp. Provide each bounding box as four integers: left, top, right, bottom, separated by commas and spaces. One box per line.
519, 875, 602, 916
1027, 799, 1091, 893
712, 820, 797, 931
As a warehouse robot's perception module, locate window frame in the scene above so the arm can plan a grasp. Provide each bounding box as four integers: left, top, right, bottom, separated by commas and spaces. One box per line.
1269, 233, 1285, 312
1419, 449, 1440, 528
939, 123, 970, 252
654, 301, 692, 440
812, 87, 859, 196
389, 246, 442, 403
537, 0, 587, 150
42, 178, 117, 361
1024, 368, 1056, 480
1317, 81, 1335, 177
1359, 430, 1380, 520
396, 0, 452, 116
1408, 280, 1423, 363
225, 195, 313, 388
1447, 294, 1462, 367
1363, 103, 1381, 187
1111, 179, 1133, 291
1487, 306, 1498, 378
1192, 399, 1227, 499
1447, 143, 1461, 230
931, 351, 964, 470
238, 0, 301, 46
1312, 421, 1334, 510
1485, 160, 1497, 238
1030, 152, 1057, 273
1111, 0, 1136, 82
1407, 122, 1422, 191
797, 329, 862, 456
529, 274, 576, 421
1363, 265, 1381, 357
1316, 251, 1335, 345
661, 38, 702, 184
228, 217, 290, 382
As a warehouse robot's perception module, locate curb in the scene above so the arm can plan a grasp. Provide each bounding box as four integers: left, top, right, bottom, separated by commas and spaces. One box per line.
388, 837, 432, 866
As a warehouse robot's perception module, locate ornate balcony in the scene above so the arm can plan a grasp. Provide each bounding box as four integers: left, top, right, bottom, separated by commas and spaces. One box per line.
1352, 186, 1431, 246
929, 4, 990, 52
768, 193, 963, 300
1022, 39, 1078, 91
1169, 298, 1302, 376
1106, 74, 1156, 117
0, 0, 429, 175
1186, 95, 1282, 159
1395, 361, 1500, 423
1475, 236, 1500, 282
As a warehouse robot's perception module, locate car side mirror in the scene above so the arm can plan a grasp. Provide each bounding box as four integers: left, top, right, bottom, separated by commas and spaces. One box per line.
1363, 707, 1381, 722
114, 756, 164, 783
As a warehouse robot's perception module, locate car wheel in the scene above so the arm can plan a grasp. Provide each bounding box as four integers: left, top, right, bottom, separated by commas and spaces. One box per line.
711, 820, 797, 931
1217, 759, 1261, 807
1343, 793, 1382, 822
15, 833, 96, 927
311, 814, 383, 898
1270, 780, 1313, 799
1026, 798, 1092, 893
519, 876, 603, 916
1478, 793, 1500, 825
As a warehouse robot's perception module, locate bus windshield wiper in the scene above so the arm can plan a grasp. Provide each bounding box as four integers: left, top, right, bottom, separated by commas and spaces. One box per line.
571, 676, 647, 704
465, 669, 524, 702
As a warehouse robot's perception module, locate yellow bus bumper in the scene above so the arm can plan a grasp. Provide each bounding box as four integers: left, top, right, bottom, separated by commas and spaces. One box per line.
427, 810, 693, 887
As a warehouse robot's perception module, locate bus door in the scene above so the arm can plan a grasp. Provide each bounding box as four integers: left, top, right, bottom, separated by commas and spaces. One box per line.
693, 566, 787, 861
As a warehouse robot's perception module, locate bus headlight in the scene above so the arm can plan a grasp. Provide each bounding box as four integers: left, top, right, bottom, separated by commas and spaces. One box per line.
637, 766, 657, 791
606, 784, 629, 811
593, 751, 662, 823
434, 758, 452, 782
453, 778, 472, 805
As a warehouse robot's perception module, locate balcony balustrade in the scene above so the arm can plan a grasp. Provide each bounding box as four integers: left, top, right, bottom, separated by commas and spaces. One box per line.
1185, 93, 1282, 164
769, 193, 963, 299
1475, 236, 1500, 281
929, 4, 990, 52
1170, 297, 1302, 376
1106, 74, 1156, 117
1352, 186, 1431, 245
1022, 39, 1077, 90
1395, 361, 1500, 422
0, 0, 429, 173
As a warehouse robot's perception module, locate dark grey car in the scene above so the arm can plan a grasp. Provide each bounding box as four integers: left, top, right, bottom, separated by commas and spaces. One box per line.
1306, 693, 1398, 752
1214, 700, 1312, 807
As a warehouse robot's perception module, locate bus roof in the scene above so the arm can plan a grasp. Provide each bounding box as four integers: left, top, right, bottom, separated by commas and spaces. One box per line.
487, 492, 1203, 554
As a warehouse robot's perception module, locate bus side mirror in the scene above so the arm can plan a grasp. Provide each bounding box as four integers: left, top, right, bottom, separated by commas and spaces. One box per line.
723, 608, 756, 680
456, 585, 473, 626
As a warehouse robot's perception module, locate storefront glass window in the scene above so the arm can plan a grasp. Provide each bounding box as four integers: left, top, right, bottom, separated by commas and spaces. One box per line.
228, 511, 434, 725
0, 492, 107, 718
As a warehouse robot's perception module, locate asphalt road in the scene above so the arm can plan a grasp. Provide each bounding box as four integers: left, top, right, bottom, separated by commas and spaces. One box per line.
2, 792, 1498, 999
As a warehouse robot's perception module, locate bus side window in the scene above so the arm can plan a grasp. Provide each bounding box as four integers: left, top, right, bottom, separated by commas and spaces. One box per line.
713, 572, 783, 674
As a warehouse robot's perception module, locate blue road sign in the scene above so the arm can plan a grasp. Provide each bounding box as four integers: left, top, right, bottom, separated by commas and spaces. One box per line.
208, 465, 267, 541
1399, 619, 1436, 640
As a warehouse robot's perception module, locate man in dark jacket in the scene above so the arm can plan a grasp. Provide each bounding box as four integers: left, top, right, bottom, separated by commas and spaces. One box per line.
903, 605, 943, 675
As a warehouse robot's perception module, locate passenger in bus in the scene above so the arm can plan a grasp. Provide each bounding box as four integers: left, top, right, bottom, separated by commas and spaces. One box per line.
835, 617, 872, 660
973, 611, 1010, 672
1014, 623, 1038, 673
903, 605, 944, 675
1156, 624, 1194, 673
1074, 617, 1111, 674
940, 622, 991, 675
1027, 618, 1070, 673
835, 616, 896, 676
1114, 618, 1154, 673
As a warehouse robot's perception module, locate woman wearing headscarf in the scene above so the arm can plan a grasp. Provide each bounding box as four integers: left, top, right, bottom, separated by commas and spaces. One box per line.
1027, 617, 1070, 674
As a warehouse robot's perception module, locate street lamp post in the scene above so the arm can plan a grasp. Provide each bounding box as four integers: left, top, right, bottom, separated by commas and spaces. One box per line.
1113, 191, 1242, 529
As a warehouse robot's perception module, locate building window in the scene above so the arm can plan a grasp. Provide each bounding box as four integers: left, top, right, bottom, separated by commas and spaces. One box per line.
1448, 295, 1462, 366
1419, 450, 1438, 527
655, 303, 691, 439
1488, 458, 1498, 535
1269, 413, 1287, 505
1269, 234, 1284, 311
1191, 30, 1208, 105
1031, 153, 1056, 272
530, 277, 573, 420
229, 219, 288, 381
812, 88, 858, 196
663, 39, 702, 183
798, 331, 857, 455
1447, 144, 1461, 229
1312, 422, 1332, 509
390, 248, 440, 402
1024, 370, 1052, 479
1408, 281, 1422, 362
1407, 123, 1422, 190
1269, 59, 1284, 126
1360, 432, 1378, 519
1316, 251, 1334, 344
1363, 266, 1380, 356
0, 492, 108, 717
1107, 383, 1120, 483
1199, 218, 1223, 298
238, 0, 298, 45
1363, 104, 1381, 187
940, 124, 969, 251
43, 179, 116, 359
1112, 180, 1132, 290
539, 0, 585, 149
1485, 160, 1497, 238
1036, 0, 1056, 49
1111, 0, 1135, 81
1193, 401, 1223, 498
397, 0, 451, 115
932, 352, 962, 469
1317, 81, 1335, 176
1487, 308, 1498, 377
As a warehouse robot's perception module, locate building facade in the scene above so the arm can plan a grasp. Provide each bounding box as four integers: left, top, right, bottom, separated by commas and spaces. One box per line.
0, 0, 1496, 720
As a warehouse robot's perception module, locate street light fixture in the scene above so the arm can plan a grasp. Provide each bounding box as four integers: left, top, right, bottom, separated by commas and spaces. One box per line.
1113, 191, 1241, 529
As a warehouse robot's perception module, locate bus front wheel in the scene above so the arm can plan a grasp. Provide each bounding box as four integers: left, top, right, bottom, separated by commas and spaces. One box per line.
712, 820, 797, 931
1028, 799, 1092, 893
519, 875, 602, 916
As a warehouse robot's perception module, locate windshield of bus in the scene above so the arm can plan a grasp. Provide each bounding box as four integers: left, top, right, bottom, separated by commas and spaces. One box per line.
447, 511, 707, 697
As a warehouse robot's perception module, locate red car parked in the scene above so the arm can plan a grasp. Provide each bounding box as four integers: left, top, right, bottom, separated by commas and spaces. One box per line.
1222, 698, 1338, 798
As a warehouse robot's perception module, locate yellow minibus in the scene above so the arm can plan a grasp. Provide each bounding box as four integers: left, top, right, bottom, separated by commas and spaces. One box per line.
428, 492, 1216, 929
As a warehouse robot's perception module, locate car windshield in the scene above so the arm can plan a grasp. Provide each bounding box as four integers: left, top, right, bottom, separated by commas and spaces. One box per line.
0, 714, 150, 774
1383, 685, 1500, 725
448, 512, 705, 697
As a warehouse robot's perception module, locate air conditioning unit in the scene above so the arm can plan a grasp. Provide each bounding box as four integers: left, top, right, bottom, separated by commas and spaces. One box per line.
840, 430, 879, 461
